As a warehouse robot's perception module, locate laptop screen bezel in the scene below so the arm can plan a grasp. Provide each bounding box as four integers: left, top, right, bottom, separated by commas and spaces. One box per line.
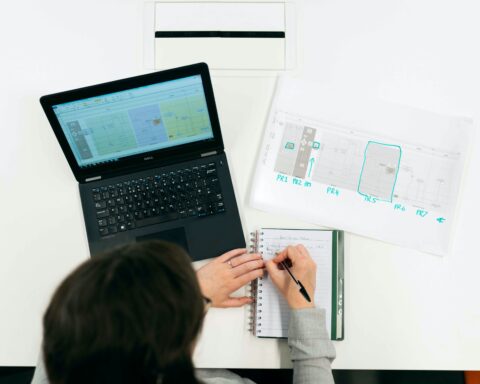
40, 63, 224, 182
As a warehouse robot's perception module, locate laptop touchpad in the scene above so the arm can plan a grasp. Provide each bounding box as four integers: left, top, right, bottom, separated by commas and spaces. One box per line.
136, 227, 190, 253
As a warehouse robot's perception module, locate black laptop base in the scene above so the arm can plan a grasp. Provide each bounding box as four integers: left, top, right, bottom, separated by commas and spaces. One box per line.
80, 152, 246, 261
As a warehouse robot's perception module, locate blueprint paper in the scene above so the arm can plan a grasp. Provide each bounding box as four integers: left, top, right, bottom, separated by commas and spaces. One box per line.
250, 77, 473, 256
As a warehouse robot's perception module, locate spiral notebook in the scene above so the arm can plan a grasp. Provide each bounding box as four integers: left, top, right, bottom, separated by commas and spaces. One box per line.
249, 228, 344, 340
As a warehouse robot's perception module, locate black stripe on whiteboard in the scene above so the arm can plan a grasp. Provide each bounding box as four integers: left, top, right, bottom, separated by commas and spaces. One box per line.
155, 31, 285, 38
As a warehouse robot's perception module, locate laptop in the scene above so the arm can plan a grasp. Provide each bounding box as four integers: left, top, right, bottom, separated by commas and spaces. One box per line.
40, 63, 245, 260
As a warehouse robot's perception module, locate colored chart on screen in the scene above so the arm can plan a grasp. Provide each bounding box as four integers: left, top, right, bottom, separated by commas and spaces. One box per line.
53, 75, 214, 167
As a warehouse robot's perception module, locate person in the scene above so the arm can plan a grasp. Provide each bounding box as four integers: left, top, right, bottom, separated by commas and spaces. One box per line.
31, 241, 335, 384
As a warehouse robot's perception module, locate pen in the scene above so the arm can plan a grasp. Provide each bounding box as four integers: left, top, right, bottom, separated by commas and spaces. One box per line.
280, 260, 311, 303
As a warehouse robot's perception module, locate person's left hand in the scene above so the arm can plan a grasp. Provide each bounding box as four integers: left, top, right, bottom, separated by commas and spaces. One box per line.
196, 248, 264, 308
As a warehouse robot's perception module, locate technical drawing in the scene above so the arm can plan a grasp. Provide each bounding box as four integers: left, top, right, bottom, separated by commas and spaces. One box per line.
128, 104, 168, 146
274, 122, 316, 178
253, 101, 472, 255
270, 112, 461, 215
311, 132, 364, 190
86, 112, 137, 155
67, 120, 93, 160
159, 93, 211, 140
392, 151, 455, 212
357, 141, 402, 202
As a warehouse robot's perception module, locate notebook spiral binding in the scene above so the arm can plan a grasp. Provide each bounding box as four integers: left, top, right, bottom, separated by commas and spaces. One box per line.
248, 230, 264, 335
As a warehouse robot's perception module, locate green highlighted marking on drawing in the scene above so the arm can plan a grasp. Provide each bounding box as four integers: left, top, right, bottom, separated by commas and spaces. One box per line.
326, 186, 340, 196
307, 158, 315, 177
357, 141, 402, 203
274, 123, 316, 179
394, 203, 406, 212
275, 173, 312, 188
416, 209, 428, 217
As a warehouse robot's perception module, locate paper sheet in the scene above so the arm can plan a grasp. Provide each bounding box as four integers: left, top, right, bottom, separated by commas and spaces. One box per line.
254, 229, 332, 338
250, 77, 473, 256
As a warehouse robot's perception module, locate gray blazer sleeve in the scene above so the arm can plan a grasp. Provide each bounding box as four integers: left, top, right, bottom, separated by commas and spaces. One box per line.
288, 308, 336, 384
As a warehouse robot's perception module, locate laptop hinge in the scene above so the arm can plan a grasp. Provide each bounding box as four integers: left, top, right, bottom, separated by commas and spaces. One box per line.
200, 150, 218, 157
85, 176, 102, 182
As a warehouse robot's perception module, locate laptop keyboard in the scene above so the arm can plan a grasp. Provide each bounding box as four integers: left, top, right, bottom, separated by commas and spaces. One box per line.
91, 162, 225, 237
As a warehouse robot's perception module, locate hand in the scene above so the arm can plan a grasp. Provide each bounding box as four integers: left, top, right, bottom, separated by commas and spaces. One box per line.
265, 245, 316, 309
197, 248, 264, 308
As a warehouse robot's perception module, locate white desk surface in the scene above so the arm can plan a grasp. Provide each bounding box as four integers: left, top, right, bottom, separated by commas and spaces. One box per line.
1, 0, 480, 370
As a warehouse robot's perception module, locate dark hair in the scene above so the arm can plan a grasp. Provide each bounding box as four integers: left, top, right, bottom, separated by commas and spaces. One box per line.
42, 241, 205, 384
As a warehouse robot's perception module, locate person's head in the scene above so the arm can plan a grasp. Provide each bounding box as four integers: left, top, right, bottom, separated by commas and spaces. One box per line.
42, 240, 205, 384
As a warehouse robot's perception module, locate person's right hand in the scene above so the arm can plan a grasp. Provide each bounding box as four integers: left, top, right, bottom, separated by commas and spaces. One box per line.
265, 245, 316, 309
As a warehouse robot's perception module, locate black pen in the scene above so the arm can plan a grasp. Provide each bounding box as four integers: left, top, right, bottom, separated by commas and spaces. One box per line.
280, 260, 311, 303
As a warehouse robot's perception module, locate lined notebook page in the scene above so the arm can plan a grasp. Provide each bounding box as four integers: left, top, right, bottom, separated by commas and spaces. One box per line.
254, 229, 332, 338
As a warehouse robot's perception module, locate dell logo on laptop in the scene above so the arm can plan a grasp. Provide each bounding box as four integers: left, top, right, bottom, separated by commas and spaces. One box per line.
144, 156, 154, 161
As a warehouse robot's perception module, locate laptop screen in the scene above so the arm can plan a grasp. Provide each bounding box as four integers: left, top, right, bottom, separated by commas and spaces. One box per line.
51, 75, 214, 168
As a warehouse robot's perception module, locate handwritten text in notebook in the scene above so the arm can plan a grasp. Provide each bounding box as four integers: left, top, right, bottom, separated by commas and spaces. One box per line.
253, 229, 333, 338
